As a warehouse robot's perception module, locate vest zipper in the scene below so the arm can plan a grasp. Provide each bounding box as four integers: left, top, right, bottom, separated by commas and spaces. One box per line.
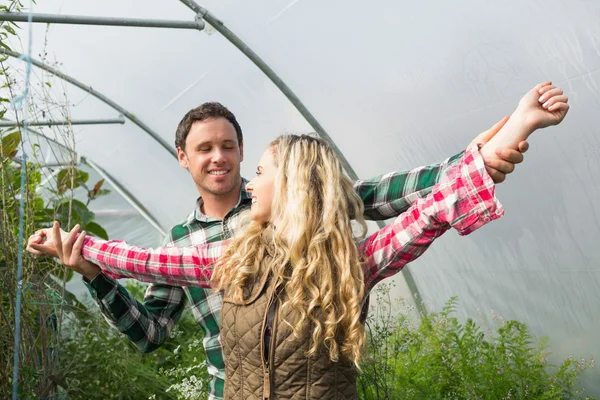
267, 299, 280, 397
261, 287, 277, 399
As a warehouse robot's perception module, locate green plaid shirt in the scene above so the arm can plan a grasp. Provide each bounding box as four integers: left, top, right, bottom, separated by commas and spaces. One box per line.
84, 151, 463, 400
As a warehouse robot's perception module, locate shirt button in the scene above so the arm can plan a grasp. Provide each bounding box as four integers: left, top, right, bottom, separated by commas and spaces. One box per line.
483, 216, 491, 222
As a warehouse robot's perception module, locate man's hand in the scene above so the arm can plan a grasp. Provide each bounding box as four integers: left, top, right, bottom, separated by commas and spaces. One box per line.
29, 221, 101, 281
469, 116, 530, 183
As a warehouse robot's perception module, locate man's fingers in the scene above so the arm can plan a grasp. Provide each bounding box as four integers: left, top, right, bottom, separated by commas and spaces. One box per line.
494, 148, 524, 165
72, 230, 87, 263
29, 243, 59, 258
53, 221, 64, 261
63, 224, 80, 263
486, 158, 515, 175
485, 166, 506, 184
517, 141, 529, 153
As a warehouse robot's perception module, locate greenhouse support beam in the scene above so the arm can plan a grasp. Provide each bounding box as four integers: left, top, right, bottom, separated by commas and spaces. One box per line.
1, 119, 73, 153
180, 0, 425, 313
0, 116, 125, 127
81, 157, 167, 237
11, 157, 72, 169
5, 119, 165, 238
0, 48, 177, 158
179, 0, 356, 179
0, 12, 204, 30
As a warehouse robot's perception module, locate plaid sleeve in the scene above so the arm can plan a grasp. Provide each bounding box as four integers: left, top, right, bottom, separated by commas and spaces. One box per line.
85, 272, 187, 353
359, 146, 503, 290
354, 151, 464, 220
81, 237, 229, 287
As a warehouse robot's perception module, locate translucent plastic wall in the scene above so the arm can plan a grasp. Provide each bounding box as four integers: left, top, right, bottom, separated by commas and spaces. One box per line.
3, 0, 600, 393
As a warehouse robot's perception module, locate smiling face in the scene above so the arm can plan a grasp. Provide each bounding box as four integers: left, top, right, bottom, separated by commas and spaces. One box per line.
177, 117, 244, 197
245, 147, 276, 223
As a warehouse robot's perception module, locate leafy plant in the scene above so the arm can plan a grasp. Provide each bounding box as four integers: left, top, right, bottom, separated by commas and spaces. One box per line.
58, 280, 210, 399
357, 284, 595, 400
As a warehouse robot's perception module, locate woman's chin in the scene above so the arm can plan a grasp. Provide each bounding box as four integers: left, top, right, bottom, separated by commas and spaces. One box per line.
249, 210, 269, 224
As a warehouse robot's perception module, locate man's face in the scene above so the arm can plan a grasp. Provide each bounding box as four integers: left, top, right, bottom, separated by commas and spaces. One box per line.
177, 117, 244, 197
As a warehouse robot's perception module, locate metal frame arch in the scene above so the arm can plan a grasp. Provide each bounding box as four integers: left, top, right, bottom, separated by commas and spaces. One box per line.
0, 48, 177, 158
5, 120, 168, 235
179, 0, 425, 309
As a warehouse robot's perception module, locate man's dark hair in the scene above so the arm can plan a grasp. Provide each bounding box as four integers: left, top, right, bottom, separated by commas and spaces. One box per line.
175, 102, 243, 150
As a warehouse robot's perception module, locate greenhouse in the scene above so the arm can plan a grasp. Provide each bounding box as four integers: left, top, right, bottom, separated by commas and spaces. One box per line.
1, 0, 599, 398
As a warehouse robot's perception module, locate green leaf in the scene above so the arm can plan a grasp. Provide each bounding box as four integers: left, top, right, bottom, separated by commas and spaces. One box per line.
88, 179, 110, 200
45, 81, 51, 87
55, 199, 95, 227
83, 221, 109, 240
1, 131, 21, 158
4, 25, 16, 35
0, 40, 11, 52
53, 265, 74, 282
56, 168, 89, 194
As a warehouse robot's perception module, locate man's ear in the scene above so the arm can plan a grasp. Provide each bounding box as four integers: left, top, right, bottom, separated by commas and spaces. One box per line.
177, 147, 188, 169
239, 143, 244, 162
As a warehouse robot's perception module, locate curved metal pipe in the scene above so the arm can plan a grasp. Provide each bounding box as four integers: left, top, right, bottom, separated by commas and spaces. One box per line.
0, 115, 125, 127
0, 12, 204, 30
180, 0, 358, 180
0, 48, 177, 158
179, 0, 425, 311
81, 157, 167, 236
2, 119, 167, 236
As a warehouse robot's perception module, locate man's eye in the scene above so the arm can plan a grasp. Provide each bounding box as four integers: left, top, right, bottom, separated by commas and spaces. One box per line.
199, 147, 211, 152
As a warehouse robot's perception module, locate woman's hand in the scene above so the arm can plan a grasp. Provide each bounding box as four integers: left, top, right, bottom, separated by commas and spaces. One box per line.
518, 81, 570, 130
28, 221, 101, 280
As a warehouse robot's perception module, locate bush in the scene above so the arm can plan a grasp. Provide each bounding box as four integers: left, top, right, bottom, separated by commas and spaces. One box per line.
58, 280, 210, 399
357, 284, 595, 400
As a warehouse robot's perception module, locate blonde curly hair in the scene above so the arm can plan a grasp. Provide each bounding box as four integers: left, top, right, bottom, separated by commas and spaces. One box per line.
212, 134, 368, 366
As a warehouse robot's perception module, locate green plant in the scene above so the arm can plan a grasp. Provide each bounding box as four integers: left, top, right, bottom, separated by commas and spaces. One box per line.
55, 279, 211, 399
357, 284, 595, 400
1, 11, 111, 395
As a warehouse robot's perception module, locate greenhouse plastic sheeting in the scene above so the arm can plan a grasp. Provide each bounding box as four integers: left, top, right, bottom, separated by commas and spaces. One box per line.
3, 0, 600, 393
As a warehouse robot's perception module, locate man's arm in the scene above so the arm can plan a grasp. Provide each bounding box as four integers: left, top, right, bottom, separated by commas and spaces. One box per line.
27, 224, 205, 353
85, 273, 187, 353
359, 146, 503, 290
354, 117, 527, 220
79, 231, 188, 353
353, 152, 464, 220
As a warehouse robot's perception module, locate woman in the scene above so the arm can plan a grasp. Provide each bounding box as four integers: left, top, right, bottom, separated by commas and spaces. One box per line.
30, 81, 569, 399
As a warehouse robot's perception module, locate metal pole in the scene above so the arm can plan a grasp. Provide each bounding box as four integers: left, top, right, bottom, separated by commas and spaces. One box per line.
0, 12, 204, 30
179, 0, 426, 312
0, 116, 125, 127
179, 0, 357, 180
0, 48, 177, 159
7, 122, 166, 237
81, 157, 167, 237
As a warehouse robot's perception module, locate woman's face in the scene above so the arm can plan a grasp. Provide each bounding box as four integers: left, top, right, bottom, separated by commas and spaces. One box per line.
246, 147, 276, 223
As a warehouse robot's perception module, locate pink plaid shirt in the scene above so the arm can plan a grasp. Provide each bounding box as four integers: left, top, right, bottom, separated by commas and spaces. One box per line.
82, 146, 503, 292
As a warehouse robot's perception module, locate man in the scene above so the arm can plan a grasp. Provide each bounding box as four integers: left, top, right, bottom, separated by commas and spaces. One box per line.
31, 102, 527, 399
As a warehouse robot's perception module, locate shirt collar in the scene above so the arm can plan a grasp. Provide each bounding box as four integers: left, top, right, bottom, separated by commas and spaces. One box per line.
183, 178, 251, 226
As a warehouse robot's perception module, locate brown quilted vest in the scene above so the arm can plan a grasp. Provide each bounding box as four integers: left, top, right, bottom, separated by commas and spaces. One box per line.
220, 271, 359, 400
